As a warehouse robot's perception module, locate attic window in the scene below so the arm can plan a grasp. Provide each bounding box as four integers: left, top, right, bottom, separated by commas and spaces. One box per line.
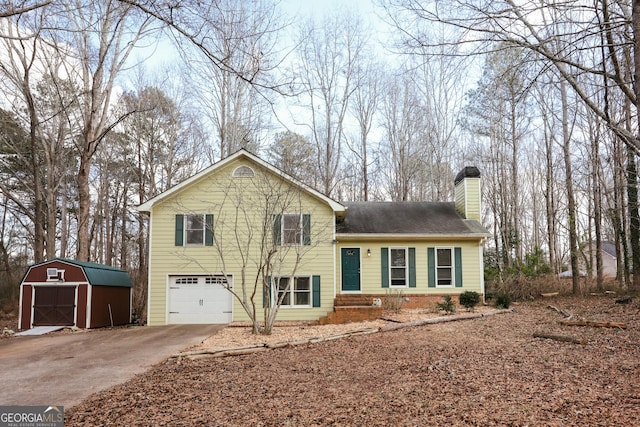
232, 165, 255, 178
47, 268, 65, 282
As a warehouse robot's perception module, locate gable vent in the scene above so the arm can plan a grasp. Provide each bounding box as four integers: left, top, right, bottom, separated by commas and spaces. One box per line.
232, 165, 255, 178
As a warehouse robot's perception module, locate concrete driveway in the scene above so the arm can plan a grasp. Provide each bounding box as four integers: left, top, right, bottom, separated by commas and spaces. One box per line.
0, 324, 223, 408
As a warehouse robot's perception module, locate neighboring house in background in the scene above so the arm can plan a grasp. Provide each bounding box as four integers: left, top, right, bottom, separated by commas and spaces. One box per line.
137, 150, 490, 325
576, 241, 618, 278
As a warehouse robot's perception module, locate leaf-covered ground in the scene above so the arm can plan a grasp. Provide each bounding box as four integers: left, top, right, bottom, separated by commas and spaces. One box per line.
67, 296, 640, 426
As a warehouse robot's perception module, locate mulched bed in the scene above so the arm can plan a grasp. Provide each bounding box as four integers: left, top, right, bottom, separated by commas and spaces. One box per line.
66, 295, 640, 426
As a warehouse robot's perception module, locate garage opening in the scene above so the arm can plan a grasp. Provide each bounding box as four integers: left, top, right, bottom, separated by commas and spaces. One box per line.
168, 275, 233, 324
33, 286, 76, 326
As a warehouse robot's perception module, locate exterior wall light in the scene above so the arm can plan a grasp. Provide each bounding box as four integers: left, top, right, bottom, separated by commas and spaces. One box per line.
367, 248, 371, 257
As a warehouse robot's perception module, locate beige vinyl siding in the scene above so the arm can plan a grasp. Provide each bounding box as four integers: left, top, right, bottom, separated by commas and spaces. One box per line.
336, 240, 484, 296
147, 158, 336, 324
455, 178, 481, 221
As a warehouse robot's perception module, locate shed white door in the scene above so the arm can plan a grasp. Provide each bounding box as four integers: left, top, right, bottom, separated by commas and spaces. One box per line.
168, 275, 233, 324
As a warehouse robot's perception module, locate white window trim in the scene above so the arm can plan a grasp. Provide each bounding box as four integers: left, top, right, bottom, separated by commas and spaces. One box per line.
184, 214, 206, 246
435, 247, 455, 288
46, 268, 65, 282
281, 213, 303, 246
274, 275, 313, 308
389, 247, 409, 288
232, 165, 255, 177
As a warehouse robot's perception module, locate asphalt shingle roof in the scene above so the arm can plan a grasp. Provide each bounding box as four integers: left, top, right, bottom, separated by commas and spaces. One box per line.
336, 202, 489, 236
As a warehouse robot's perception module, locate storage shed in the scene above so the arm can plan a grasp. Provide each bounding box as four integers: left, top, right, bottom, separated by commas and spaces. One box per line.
18, 258, 132, 330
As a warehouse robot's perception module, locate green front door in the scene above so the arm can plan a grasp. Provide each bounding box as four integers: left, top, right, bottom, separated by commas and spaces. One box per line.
341, 248, 361, 292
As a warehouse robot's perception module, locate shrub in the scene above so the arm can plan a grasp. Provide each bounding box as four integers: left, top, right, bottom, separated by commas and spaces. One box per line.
436, 295, 456, 314
383, 289, 405, 312
459, 291, 481, 311
494, 293, 512, 309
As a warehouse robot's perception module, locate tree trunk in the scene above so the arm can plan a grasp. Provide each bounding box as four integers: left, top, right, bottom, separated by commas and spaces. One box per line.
593, 145, 604, 292
25, 78, 45, 263
560, 81, 580, 294
76, 149, 92, 261
626, 145, 640, 291
631, 0, 640, 291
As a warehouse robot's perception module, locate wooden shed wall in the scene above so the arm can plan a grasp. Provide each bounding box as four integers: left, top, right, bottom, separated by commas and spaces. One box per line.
89, 286, 131, 328
19, 285, 32, 330
77, 284, 88, 328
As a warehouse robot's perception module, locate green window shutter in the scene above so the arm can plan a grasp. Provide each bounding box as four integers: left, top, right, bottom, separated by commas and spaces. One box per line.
205, 214, 214, 246
427, 247, 435, 288
381, 247, 389, 288
312, 275, 321, 307
175, 214, 184, 246
273, 214, 282, 245
302, 214, 311, 245
454, 247, 463, 287
408, 247, 416, 288
263, 276, 272, 308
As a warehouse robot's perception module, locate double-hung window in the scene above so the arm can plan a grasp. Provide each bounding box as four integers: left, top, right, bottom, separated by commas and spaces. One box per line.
381, 247, 416, 288
436, 248, 453, 286
283, 214, 302, 245
175, 214, 214, 246
273, 214, 311, 246
428, 247, 462, 288
276, 276, 311, 307
390, 248, 408, 287
185, 215, 205, 245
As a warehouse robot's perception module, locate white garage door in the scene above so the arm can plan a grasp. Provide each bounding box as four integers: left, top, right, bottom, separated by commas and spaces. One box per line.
168, 275, 233, 324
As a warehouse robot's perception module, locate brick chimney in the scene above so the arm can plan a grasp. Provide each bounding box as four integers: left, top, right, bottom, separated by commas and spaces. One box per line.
454, 166, 481, 220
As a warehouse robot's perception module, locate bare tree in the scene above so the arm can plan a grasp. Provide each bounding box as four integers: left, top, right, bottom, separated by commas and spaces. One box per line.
347, 59, 381, 201
117, 0, 291, 95
176, 167, 333, 335
0, 14, 47, 261
293, 11, 368, 196
48, 0, 156, 261
0, 1, 51, 18
385, 0, 640, 290
177, 0, 282, 159
413, 38, 469, 202
379, 71, 427, 201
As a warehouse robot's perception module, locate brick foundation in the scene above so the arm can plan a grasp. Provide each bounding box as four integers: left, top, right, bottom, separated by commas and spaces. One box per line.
338, 293, 484, 310
317, 293, 484, 325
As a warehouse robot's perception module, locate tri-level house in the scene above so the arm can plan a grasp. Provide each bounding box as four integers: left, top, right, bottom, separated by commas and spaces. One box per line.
137, 149, 490, 325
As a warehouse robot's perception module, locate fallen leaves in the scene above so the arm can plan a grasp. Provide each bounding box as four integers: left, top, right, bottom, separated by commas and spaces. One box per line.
66, 296, 640, 426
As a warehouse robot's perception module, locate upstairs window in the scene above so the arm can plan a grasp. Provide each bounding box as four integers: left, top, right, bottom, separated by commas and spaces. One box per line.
283, 214, 302, 245
273, 214, 311, 246
175, 214, 214, 246
185, 215, 205, 245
